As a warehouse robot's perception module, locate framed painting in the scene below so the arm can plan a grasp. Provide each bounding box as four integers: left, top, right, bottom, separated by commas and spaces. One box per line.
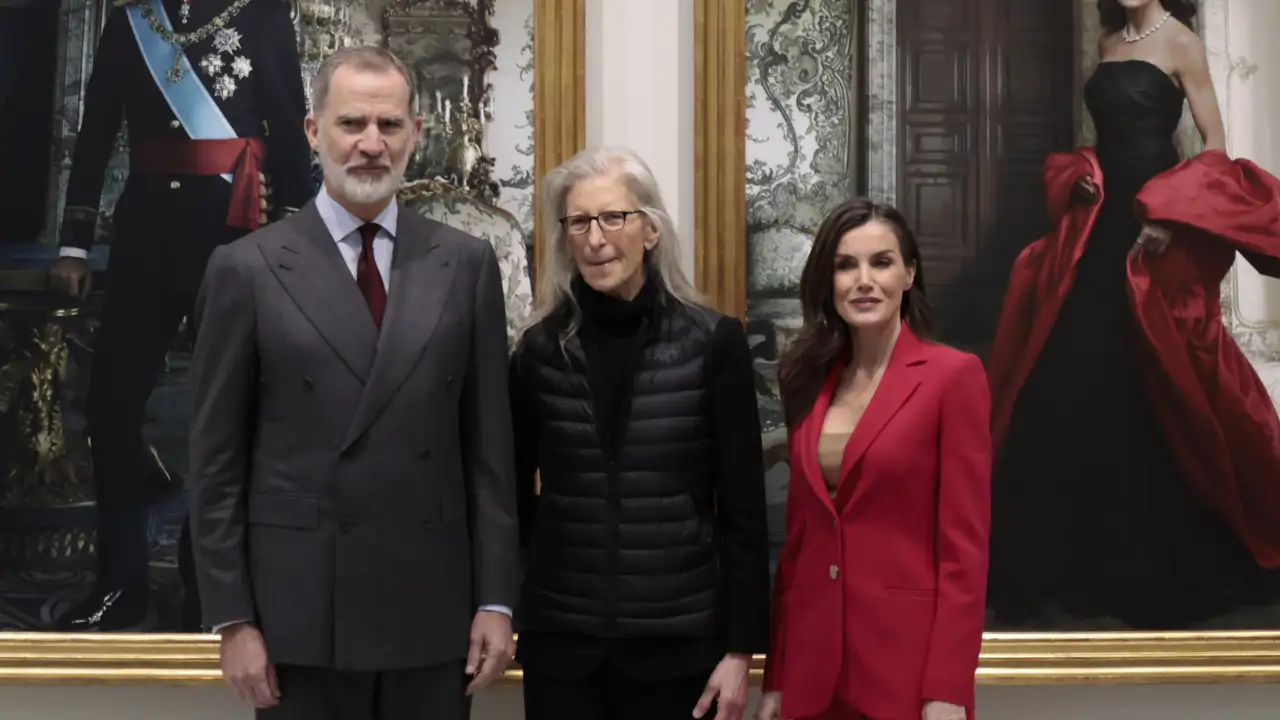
0, 0, 582, 683
694, 0, 1280, 683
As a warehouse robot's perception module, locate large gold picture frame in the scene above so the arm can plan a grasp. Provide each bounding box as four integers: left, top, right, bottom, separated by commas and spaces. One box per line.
0, 0, 585, 685
691, 0, 1280, 686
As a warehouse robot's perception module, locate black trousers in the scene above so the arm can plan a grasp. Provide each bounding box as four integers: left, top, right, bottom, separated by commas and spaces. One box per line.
522, 660, 716, 720
257, 661, 471, 720
84, 287, 199, 625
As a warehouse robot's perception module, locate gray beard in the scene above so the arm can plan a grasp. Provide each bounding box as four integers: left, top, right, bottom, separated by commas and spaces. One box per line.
319, 151, 406, 206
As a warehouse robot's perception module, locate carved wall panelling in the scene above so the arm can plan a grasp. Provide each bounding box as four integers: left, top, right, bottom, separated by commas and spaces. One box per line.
896, 0, 1075, 353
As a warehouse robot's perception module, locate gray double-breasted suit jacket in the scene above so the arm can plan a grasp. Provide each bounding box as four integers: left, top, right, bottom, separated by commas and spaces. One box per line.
187, 199, 519, 671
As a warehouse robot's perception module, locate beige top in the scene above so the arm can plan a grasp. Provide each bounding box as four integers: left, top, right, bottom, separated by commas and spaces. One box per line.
817, 430, 852, 497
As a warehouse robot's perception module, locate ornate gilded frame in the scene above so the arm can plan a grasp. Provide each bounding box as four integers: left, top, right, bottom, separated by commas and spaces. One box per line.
692, 0, 1280, 685
693, 0, 747, 320
0, 0, 584, 685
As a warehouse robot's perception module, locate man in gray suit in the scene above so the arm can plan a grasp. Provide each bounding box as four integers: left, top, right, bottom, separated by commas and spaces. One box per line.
187, 45, 519, 719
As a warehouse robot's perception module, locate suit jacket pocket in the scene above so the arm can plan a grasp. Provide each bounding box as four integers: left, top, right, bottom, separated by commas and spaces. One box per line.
248, 492, 320, 530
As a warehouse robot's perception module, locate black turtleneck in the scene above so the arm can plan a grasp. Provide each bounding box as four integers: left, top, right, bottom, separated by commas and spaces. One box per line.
572, 273, 658, 454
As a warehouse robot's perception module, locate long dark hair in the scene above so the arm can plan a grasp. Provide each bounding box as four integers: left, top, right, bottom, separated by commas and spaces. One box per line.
777, 198, 933, 429
1098, 0, 1197, 33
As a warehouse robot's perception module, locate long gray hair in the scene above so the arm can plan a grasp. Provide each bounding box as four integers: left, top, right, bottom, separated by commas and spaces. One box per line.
523, 146, 702, 343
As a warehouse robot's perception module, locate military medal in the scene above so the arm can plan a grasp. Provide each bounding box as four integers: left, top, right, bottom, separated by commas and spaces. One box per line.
212, 27, 242, 55
213, 75, 237, 100
197, 29, 251, 98
199, 53, 223, 77
230, 56, 252, 79
130, 0, 251, 83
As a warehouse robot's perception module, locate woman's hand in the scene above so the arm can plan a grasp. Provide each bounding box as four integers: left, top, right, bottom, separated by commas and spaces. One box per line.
1072, 175, 1099, 205
693, 653, 751, 719
754, 690, 784, 720
922, 699, 966, 720
1130, 222, 1173, 257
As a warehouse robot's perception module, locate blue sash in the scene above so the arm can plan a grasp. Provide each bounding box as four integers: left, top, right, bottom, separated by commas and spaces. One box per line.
125, 0, 234, 182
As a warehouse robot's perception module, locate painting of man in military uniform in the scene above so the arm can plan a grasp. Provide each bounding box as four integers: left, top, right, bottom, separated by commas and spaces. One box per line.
44, 0, 314, 632
0, 0, 538, 634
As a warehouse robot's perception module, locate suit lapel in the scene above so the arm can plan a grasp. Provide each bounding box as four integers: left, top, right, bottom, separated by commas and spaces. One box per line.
343, 208, 457, 449
834, 325, 927, 509
261, 202, 378, 382
798, 366, 842, 516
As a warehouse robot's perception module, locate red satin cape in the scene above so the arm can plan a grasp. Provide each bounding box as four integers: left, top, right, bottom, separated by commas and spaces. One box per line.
987, 148, 1280, 569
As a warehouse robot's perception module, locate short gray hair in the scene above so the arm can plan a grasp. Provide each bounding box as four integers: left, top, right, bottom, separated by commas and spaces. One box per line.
311, 46, 416, 115
524, 145, 702, 342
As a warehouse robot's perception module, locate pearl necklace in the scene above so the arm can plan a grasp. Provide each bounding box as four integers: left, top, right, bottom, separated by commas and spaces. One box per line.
1123, 11, 1172, 43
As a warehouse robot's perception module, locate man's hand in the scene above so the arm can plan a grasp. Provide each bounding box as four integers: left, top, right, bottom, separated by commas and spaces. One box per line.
220, 623, 279, 709
693, 652, 752, 719
49, 257, 91, 299
923, 699, 966, 720
464, 609, 514, 695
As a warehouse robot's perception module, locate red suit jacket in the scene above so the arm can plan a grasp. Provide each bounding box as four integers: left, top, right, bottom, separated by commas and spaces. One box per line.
763, 326, 992, 720
988, 148, 1280, 568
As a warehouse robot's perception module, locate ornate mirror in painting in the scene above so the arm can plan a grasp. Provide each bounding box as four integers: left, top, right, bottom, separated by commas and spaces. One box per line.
695, 0, 1280, 681
0, 0, 582, 677
381, 0, 536, 348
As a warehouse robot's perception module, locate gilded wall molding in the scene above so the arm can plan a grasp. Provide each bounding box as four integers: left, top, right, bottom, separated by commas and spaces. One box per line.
693, 0, 747, 319
531, 0, 586, 290
5, 632, 1280, 685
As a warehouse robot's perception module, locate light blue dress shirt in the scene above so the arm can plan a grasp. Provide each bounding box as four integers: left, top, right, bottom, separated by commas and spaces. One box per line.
314, 185, 397, 286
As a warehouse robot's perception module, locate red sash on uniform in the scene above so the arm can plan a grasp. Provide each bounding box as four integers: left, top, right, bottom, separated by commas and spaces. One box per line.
130, 137, 267, 230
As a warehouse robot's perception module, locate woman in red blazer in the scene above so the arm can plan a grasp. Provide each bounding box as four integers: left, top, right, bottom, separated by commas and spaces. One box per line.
755, 198, 992, 720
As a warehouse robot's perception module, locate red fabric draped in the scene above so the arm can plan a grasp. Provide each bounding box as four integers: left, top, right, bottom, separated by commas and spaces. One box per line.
988, 149, 1104, 451
988, 147, 1280, 569
130, 137, 267, 230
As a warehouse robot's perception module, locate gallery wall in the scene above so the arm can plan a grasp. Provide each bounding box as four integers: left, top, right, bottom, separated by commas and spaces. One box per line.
3, 0, 1279, 717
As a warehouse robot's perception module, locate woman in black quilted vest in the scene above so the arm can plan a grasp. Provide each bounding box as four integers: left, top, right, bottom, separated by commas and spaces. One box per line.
508, 145, 771, 720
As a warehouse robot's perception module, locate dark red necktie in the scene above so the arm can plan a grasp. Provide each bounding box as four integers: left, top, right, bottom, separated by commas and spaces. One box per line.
356, 222, 387, 329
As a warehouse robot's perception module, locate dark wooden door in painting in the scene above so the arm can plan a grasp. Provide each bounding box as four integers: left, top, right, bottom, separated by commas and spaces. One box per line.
896, 0, 1074, 356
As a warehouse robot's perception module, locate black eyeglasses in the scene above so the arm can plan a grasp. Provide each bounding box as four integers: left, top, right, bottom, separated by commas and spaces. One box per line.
559, 210, 644, 236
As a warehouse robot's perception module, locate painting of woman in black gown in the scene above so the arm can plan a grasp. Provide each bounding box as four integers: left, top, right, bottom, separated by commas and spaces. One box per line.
985, 0, 1280, 631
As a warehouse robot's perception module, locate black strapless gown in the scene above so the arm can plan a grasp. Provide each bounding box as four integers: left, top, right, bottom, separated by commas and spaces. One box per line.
987, 60, 1274, 629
